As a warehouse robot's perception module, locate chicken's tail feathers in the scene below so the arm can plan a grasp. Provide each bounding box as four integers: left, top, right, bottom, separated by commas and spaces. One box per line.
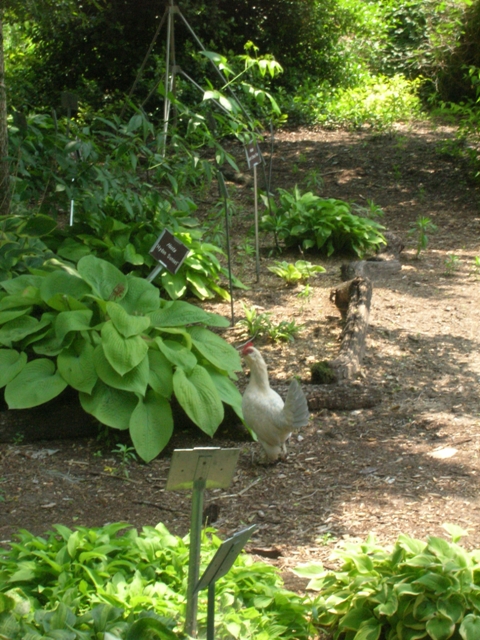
283, 378, 310, 429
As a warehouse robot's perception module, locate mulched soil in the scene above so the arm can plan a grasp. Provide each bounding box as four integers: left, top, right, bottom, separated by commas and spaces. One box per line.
2, 121, 480, 593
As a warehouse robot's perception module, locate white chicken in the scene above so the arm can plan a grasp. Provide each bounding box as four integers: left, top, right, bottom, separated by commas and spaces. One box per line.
241, 342, 310, 463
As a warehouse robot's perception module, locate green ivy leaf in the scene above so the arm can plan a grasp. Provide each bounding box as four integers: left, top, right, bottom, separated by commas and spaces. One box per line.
5, 359, 68, 408
57, 340, 97, 394
93, 346, 149, 396
106, 301, 150, 337
0, 349, 27, 388
129, 390, 174, 462
101, 321, 149, 376
79, 380, 137, 430
173, 364, 224, 436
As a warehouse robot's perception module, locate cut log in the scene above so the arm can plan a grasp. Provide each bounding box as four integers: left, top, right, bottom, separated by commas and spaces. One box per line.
330, 276, 372, 380
341, 231, 404, 281
273, 382, 381, 410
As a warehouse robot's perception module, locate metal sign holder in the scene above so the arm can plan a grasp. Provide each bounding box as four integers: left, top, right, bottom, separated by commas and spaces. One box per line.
166, 447, 240, 638
245, 142, 263, 282
217, 170, 235, 325
194, 525, 256, 640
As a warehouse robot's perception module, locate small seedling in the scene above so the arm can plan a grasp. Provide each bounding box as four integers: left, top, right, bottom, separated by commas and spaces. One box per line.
12, 432, 24, 445
112, 443, 137, 465
408, 216, 438, 257
304, 168, 324, 191
471, 256, 480, 277
445, 253, 461, 275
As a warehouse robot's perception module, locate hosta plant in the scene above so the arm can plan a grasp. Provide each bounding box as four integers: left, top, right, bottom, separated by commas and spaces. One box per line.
294, 524, 480, 640
260, 186, 386, 257
267, 260, 325, 285
0, 522, 314, 640
0, 256, 243, 461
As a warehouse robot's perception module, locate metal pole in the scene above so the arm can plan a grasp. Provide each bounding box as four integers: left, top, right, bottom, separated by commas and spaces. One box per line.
253, 164, 260, 282
184, 478, 205, 637
162, 1, 174, 155
207, 582, 216, 640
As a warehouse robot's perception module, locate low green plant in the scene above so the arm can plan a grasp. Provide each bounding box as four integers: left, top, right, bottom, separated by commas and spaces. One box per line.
239, 303, 272, 338
0, 214, 59, 281
0, 256, 243, 462
266, 319, 303, 343
0, 522, 314, 639
239, 305, 302, 343
267, 260, 325, 285
445, 254, 461, 276
408, 216, 438, 257
260, 186, 385, 257
295, 524, 480, 640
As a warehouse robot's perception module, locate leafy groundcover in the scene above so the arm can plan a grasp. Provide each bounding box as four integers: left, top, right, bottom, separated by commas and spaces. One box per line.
0, 522, 315, 640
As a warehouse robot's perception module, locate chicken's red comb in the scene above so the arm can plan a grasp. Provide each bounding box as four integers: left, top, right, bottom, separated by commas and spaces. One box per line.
241, 340, 254, 355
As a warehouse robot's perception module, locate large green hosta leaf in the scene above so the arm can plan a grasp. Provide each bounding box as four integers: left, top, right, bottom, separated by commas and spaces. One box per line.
173, 364, 224, 436
40, 270, 91, 311
188, 325, 241, 376
77, 255, 128, 302
155, 337, 197, 373
101, 321, 149, 376
106, 301, 150, 337
55, 309, 93, 342
0, 349, 27, 388
93, 346, 149, 396
204, 365, 243, 419
0, 306, 33, 324
57, 340, 97, 393
120, 275, 160, 315
129, 391, 174, 462
148, 349, 173, 398
5, 358, 68, 408
0, 316, 43, 347
149, 300, 228, 328
79, 380, 137, 430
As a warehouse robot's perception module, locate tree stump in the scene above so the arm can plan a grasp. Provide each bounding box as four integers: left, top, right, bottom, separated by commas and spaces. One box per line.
329, 276, 373, 380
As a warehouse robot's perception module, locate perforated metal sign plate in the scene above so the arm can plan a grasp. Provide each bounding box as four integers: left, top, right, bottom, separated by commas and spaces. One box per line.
194, 525, 257, 593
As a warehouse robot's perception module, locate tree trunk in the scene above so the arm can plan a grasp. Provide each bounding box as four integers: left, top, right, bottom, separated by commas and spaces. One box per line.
0, 13, 10, 216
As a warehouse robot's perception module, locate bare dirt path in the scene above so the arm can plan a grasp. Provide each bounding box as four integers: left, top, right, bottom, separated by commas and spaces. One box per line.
1, 121, 480, 590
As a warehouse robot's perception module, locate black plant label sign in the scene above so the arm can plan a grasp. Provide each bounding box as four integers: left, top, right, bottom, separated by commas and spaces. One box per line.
149, 229, 189, 274
245, 142, 262, 169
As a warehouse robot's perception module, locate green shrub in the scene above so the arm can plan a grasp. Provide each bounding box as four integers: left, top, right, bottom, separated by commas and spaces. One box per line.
260, 187, 386, 258
0, 256, 243, 462
295, 525, 480, 640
